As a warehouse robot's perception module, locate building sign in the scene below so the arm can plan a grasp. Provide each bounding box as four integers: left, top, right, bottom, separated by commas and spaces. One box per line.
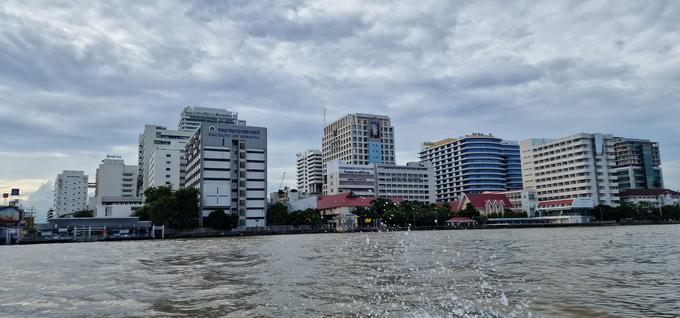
2, 193, 7, 199
10, 189, 19, 196
208, 126, 262, 140
369, 121, 380, 139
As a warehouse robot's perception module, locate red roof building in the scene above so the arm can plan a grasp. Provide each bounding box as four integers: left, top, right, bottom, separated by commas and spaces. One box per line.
451, 193, 512, 215
316, 192, 403, 215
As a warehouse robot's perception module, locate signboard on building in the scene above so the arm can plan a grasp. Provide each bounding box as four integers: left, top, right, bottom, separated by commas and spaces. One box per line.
0, 206, 22, 224
10, 189, 19, 196
369, 121, 380, 139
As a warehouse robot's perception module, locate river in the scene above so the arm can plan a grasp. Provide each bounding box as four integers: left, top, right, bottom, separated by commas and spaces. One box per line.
1, 225, 678, 317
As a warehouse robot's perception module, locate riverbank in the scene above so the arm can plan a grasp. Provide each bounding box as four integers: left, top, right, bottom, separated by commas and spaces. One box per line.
5, 220, 678, 246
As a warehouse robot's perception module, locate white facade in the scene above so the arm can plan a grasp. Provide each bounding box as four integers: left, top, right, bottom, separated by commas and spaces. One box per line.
138, 125, 192, 194
520, 133, 619, 206
619, 189, 680, 207
296, 149, 323, 195
324, 160, 435, 203
148, 148, 184, 190
496, 189, 538, 215
94, 196, 143, 218
53, 170, 89, 217
92, 157, 142, 218
185, 123, 267, 228
322, 113, 395, 166
95, 157, 138, 198
179, 106, 245, 132
325, 160, 376, 196
376, 162, 435, 203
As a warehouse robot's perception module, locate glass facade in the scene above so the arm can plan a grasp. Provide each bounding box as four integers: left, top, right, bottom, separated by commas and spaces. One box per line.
420, 134, 524, 202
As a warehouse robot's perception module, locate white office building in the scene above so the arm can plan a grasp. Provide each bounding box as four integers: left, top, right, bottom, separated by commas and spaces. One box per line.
325, 160, 435, 203
53, 170, 89, 217
179, 106, 245, 132
185, 123, 267, 228
520, 133, 619, 206
322, 113, 395, 165
138, 125, 193, 194
91, 156, 142, 217
496, 189, 539, 216
297, 149, 323, 195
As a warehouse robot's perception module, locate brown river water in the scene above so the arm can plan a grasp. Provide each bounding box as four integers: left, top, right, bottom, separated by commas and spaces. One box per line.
1, 225, 679, 317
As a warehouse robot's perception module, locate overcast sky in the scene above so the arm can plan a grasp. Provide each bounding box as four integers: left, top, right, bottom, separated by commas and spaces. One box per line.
1, 0, 679, 216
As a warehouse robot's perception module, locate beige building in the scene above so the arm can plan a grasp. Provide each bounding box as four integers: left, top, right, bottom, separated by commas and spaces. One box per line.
520, 133, 619, 206
322, 113, 395, 165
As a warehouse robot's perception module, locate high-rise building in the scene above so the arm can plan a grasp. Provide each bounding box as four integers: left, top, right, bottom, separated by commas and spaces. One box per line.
324, 160, 435, 203
296, 149, 323, 195
613, 138, 663, 190
419, 134, 523, 202
322, 113, 395, 165
91, 156, 142, 217
519, 133, 619, 206
179, 106, 245, 132
185, 123, 267, 228
53, 170, 88, 217
138, 125, 193, 194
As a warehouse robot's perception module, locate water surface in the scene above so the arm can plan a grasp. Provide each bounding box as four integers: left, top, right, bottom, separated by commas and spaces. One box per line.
1, 225, 679, 317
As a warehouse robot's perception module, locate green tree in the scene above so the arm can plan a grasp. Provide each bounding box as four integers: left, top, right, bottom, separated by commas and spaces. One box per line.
133, 206, 150, 221
205, 209, 238, 230
72, 210, 94, 217
144, 185, 173, 204
266, 202, 289, 226
459, 203, 480, 218
289, 208, 326, 226
134, 186, 200, 230
174, 187, 200, 230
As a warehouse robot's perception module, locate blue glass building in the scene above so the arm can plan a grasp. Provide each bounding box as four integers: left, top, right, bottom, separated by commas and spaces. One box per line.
419, 134, 523, 202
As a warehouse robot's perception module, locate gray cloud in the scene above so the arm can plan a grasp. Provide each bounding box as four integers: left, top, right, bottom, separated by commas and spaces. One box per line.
1, 0, 679, 203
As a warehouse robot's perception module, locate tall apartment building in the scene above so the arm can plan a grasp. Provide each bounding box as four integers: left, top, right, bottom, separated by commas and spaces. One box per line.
138, 125, 193, 194
296, 149, 323, 195
419, 134, 523, 202
185, 123, 267, 228
322, 113, 395, 165
91, 156, 142, 217
179, 106, 245, 132
53, 170, 89, 217
613, 138, 663, 190
520, 133, 619, 206
324, 160, 435, 203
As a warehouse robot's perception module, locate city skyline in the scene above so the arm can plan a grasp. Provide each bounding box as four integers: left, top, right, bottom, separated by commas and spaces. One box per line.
1, 1, 680, 215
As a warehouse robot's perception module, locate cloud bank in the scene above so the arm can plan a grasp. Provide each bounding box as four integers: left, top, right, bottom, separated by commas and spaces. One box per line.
1, 0, 679, 211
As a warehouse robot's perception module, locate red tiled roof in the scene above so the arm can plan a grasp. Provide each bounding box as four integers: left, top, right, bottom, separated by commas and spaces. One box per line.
619, 189, 680, 197
446, 217, 475, 222
464, 193, 512, 209
537, 199, 574, 208
316, 192, 403, 210
443, 200, 462, 212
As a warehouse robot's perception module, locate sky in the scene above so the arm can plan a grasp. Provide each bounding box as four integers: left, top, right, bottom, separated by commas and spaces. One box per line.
1, 0, 679, 220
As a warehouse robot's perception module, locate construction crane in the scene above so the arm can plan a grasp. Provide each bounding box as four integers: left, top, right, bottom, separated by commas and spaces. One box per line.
279, 172, 286, 191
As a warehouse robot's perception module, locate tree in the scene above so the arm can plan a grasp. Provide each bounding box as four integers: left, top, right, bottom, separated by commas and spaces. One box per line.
144, 186, 173, 204
134, 186, 200, 230
289, 209, 326, 226
266, 202, 289, 226
72, 210, 94, 217
205, 209, 238, 230
174, 187, 200, 230
459, 203, 480, 218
